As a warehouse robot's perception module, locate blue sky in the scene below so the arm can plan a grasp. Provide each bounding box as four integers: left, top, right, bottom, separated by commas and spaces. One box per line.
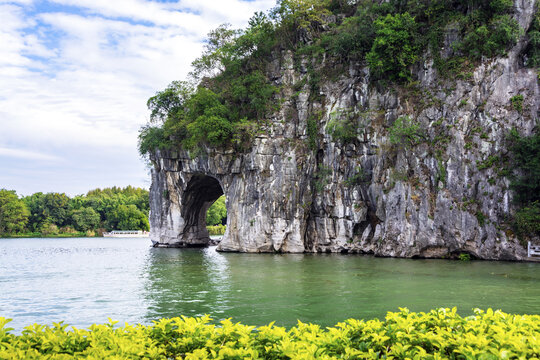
0, 0, 275, 196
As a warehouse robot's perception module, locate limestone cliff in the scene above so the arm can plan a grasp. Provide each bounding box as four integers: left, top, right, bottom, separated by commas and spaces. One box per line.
149, 0, 538, 260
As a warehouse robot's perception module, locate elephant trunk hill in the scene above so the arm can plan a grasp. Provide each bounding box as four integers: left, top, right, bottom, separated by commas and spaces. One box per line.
147, 0, 539, 260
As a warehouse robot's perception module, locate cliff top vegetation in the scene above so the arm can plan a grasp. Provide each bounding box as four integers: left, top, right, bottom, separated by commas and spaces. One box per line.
138, 0, 531, 158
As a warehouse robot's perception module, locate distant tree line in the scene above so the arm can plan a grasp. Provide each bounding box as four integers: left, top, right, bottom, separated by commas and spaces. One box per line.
0, 186, 150, 237
508, 130, 540, 239
0, 186, 228, 237
206, 195, 226, 226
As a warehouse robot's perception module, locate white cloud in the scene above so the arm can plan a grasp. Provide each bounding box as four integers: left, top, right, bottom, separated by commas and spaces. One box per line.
0, 146, 63, 162
0, 0, 33, 4
180, 0, 275, 25
50, 0, 204, 31
0, 4, 33, 67
48, 0, 276, 34
0, 0, 275, 195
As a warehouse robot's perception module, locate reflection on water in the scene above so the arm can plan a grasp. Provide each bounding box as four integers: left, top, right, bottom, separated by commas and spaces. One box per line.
142, 246, 540, 328
0, 237, 539, 331
143, 247, 232, 320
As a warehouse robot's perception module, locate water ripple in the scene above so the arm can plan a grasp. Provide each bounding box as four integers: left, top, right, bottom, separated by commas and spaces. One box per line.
0, 237, 539, 332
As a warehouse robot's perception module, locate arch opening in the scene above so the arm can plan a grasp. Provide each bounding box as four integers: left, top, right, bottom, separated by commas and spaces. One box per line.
181, 174, 225, 246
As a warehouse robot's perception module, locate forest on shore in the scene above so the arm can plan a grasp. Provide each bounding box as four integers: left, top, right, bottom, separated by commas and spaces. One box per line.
0, 186, 227, 238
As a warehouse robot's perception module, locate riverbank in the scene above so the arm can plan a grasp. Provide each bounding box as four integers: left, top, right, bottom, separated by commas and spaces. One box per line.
1, 232, 95, 238
2, 225, 226, 239
1, 309, 538, 358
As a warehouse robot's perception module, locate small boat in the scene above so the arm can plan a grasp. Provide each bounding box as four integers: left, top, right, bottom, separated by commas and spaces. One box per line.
103, 230, 150, 238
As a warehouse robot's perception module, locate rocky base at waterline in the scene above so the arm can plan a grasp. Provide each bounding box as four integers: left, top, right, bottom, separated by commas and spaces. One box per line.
148, 1, 538, 261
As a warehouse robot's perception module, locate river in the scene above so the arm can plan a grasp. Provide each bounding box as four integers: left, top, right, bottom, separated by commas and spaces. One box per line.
0, 237, 539, 332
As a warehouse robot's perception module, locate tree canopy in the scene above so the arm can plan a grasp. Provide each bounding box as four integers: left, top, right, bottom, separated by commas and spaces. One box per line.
508, 130, 540, 237
0, 189, 29, 235
0, 187, 151, 236
206, 196, 227, 226
139, 0, 522, 158
0, 186, 227, 237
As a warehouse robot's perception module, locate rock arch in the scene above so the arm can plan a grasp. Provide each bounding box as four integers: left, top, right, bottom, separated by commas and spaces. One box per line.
180, 174, 224, 246
148, 147, 309, 252
149, 163, 228, 248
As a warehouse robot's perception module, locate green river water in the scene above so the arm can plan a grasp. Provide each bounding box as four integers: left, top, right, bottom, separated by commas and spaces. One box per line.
0, 237, 538, 331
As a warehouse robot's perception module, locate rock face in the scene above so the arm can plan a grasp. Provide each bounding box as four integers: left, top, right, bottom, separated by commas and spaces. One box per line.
149, 1, 538, 260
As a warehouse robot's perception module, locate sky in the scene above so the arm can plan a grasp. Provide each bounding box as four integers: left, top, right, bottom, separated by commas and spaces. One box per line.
0, 0, 275, 196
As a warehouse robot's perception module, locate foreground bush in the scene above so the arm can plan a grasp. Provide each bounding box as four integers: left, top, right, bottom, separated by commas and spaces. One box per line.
1, 308, 539, 359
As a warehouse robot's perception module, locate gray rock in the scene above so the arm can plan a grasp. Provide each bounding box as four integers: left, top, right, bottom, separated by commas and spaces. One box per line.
149, 1, 538, 260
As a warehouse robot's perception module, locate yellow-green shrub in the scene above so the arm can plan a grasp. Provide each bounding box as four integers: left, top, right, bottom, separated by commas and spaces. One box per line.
1, 309, 539, 359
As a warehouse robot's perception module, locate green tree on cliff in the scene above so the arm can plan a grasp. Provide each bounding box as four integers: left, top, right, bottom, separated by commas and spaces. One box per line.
138, 0, 522, 156
366, 12, 418, 81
